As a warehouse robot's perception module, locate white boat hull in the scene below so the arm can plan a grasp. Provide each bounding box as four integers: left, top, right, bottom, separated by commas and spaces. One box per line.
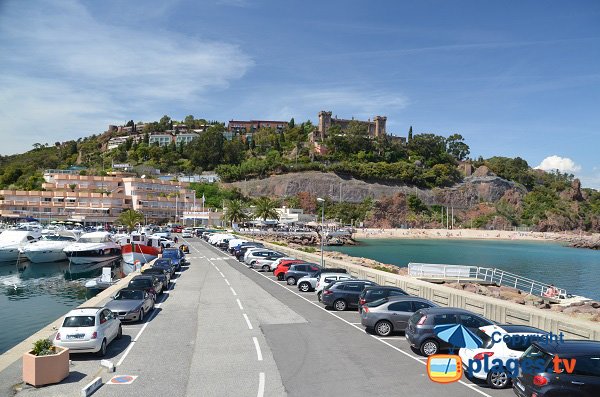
23, 250, 67, 263
67, 255, 121, 265
0, 248, 22, 262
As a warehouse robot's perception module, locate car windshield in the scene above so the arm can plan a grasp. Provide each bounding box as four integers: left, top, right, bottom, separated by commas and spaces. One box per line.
129, 279, 151, 288
522, 345, 553, 370
154, 259, 171, 266
162, 250, 181, 259
366, 298, 388, 307
115, 290, 144, 300
63, 315, 95, 327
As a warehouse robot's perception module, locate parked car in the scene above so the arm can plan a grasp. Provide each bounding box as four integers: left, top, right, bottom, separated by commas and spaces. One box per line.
250, 254, 288, 271
54, 307, 122, 356
459, 324, 548, 389
161, 247, 187, 270
235, 243, 264, 260
105, 288, 155, 323
405, 307, 494, 356
244, 249, 284, 266
315, 273, 355, 300
266, 257, 297, 272
358, 286, 409, 313
283, 263, 322, 285
297, 268, 348, 292
273, 259, 306, 280
513, 340, 600, 397
360, 296, 437, 336
181, 229, 193, 238
142, 267, 171, 286
321, 280, 379, 311
152, 257, 176, 276
128, 275, 163, 298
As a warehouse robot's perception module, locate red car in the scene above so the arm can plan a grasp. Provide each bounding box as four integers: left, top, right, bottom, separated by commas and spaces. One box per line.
172, 226, 183, 233
274, 259, 304, 280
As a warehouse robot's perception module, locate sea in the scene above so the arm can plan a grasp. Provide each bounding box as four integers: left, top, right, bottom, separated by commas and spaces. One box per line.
0, 259, 125, 354
332, 239, 600, 301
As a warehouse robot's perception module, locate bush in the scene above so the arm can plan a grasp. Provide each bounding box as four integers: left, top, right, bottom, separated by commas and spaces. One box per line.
32, 339, 54, 356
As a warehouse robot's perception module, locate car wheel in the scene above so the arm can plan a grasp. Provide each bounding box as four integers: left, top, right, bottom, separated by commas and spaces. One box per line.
317, 291, 322, 302
97, 339, 107, 357
420, 339, 439, 356
116, 325, 122, 340
487, 368, 510, 389
298, 282, 310, 292
333, 299, 347, 311
139, 309, 144, 323
374, 320, 393, 337
286, 277, 297, 285
277, 274, 284, 281
262, 265, 270, 272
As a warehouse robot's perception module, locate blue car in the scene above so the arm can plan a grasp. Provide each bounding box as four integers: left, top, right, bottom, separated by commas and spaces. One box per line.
161, 248, 186, 271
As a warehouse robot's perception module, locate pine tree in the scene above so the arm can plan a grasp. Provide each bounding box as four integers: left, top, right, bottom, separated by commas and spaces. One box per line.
408, 126, 413, 142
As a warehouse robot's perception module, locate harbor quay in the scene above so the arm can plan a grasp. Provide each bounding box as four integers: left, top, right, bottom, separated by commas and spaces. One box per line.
0, 238, 524, 397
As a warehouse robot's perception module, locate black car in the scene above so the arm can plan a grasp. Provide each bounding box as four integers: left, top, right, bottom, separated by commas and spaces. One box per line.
283, 263, 322, 285
513, 340, 600, 397
321, 280, 379, 311
152, 258, 176, 276
128, 275, 163, 298
161, 248, 186, 270
142, 267, 171, 286
358, 286, 409, 313
405, 307, 494, 356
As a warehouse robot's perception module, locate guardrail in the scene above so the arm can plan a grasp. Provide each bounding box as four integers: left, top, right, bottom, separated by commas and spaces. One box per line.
408, 263, 567, 299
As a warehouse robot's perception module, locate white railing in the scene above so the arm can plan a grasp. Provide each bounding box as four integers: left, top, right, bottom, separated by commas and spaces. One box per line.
408, 263, 567, 299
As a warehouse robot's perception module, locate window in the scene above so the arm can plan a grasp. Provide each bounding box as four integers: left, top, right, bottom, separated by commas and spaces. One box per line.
434, 314, 458, 326
63, 316, 95, 327
388, 301, 412, 312
324, 277, 336, 283
366, 290, 386, 299
413, 301, 432, 311
574, 357, 600, 377
343, 284, 362, 292
459, 314, 490, 329
389, 290, 408, 297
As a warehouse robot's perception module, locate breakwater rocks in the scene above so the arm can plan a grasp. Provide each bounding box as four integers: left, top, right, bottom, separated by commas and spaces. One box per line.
566, 236, 600, 250
245, 232, 356, 247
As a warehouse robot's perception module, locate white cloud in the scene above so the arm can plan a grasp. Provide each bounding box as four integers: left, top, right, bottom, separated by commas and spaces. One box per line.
535, 155, 582, 173
0, 0, 253, 154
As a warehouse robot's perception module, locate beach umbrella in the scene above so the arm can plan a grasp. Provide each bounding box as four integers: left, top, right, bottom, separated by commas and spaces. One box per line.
50, 220, 58, 224
434, 324, 483, 350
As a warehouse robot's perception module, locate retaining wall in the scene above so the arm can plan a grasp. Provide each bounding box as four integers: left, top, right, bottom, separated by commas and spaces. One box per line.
261, 242, 600, 341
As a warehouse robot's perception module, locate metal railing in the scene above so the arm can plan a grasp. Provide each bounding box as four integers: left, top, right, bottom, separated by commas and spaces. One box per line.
408, 263, 567, 299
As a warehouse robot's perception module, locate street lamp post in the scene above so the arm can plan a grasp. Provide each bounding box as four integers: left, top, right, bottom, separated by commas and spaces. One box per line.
317, 197, 325, 267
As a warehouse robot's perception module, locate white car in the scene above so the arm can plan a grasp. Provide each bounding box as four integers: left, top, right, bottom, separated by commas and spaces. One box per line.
266, 257, 297, 271
458, 324, 548, 389
243, 249, 284, 266
297, 270, 349, 292
181, 229, 193, 238
54, 307, 122, 356
250, 256, 292, 271
315, 273, 355, 301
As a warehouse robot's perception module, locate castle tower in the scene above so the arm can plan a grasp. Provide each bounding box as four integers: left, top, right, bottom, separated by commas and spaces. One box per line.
374, 116, 387, 138
318, 111, 332, 139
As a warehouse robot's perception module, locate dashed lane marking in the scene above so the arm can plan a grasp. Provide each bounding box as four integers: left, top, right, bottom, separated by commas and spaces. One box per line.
230, 287, 238, 296
257, 372, 265, 397
243, 313, 253, 330
225, 279, 231, 286
253, 337, 263, 361
236, 299, 244, 310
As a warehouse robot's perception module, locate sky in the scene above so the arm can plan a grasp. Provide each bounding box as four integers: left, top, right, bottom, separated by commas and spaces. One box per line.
0, 0, 599, 187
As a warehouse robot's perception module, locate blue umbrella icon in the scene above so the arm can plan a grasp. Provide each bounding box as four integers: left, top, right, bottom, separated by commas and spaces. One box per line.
434, 324, 483, 349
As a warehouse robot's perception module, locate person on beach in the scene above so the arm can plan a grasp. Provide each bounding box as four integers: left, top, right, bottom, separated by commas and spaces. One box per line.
543, 284, 559, 298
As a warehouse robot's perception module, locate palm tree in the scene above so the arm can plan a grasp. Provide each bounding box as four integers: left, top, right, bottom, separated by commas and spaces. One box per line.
223, 199, 249, 225
117, 209, 145, 232
253, 197, 280, 222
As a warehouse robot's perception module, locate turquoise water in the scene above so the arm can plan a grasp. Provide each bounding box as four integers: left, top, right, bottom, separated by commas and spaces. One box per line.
332, 239, 600, 301
0, 259, 123, 354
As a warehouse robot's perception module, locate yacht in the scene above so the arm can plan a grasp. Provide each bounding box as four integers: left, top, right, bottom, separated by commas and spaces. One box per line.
63, 232, 121, 265
20, 233, 79, 263
0, 230, 41, 262
119, 232, 163, 265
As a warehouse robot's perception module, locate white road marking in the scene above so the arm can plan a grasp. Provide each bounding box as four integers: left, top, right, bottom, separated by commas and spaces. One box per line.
230, 287, 238, 296
257, 372, 265, 397
219, 272, 225, 278
243, 313, 253, 330
253, 337, 263, 361
236, 299, 244, 310
215, 266, 220, 271
116, 306, 159, 367
225, 279, 231, 286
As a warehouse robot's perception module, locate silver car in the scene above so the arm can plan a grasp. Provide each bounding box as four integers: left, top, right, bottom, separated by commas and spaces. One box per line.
105, 288, 155, 323
360, 296, 437, 336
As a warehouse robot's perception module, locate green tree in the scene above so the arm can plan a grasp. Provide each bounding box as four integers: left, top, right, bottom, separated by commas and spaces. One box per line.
446, 134, 470, 161
117, 209, 145, 232
188, 127, 225, 169
224, 199, 249, 225
253, 196, 280, 221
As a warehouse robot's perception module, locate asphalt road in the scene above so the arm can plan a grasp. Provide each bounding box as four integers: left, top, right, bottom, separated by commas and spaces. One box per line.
1, 237, 515, 397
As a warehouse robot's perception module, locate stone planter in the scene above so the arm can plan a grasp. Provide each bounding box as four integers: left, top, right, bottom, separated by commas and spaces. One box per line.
22, 346, 70, 387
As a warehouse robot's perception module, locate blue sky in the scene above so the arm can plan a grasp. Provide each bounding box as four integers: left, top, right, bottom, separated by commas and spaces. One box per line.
1, 0, 599, 187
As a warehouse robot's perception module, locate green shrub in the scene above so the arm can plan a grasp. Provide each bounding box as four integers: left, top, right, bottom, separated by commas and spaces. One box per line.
32, 339, 54, 356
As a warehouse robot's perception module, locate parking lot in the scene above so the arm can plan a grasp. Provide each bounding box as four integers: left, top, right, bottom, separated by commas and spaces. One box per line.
197, 237, 511, 397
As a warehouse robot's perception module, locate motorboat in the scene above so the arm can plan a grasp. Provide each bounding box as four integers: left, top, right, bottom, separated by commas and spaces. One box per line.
20, 233, 79, 263
0, 230, 41, 262
63, 232, 121, 265
85, 267, 116, 290
119, 232, 163, 265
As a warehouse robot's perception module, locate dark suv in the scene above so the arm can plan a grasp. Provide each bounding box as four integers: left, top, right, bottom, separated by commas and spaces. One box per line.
405, 307, 494, 356
321, 280, 379, 311
283, 263, 322, 285
358, 286, 409, 313
513, 340, 600, 397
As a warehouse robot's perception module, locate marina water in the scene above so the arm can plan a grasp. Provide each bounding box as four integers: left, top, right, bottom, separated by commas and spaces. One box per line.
333, 239, 600, 301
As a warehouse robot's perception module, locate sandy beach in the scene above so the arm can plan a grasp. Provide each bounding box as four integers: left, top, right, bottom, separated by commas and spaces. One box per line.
353, 228, 600, 244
